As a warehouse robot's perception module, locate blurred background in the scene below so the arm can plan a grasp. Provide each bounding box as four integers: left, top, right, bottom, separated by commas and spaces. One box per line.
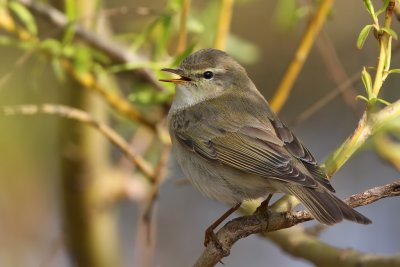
0, 0, 399, 266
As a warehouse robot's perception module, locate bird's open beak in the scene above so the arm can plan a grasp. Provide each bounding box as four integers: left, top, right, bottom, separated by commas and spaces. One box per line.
160, 68, 192, 83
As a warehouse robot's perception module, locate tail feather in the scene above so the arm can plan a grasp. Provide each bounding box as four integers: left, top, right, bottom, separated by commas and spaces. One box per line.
286, 185, 372, 225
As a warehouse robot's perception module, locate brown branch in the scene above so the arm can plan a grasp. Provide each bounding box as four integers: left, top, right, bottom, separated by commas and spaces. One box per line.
316, 30, 361, 114
290, 71, 360, 127
193, 180, 400, 267
132, 145, 170, 267
267, 225, 400, 267
17, 0, 164, 91
143, 144, 171, 223
0, 104, 155, 178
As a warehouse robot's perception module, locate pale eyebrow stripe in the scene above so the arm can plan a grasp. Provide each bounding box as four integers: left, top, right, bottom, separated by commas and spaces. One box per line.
194, 68, 227, 74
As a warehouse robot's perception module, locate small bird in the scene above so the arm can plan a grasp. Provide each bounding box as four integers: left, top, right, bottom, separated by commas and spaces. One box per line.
161, 48, 371, 243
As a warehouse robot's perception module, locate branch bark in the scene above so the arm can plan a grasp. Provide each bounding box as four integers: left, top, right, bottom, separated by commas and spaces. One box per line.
267, 226, 400, 267
193, 180, 400, 267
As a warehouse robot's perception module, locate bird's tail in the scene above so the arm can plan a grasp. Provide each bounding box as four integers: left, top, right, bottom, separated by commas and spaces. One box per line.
285, 185, 372, 225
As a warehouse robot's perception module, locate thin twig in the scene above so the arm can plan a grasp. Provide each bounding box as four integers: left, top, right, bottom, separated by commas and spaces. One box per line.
0, 104, 155, 178
371, 0, 395, 98
17, 0, 164, 91
0, 50, 33, 88
267, 225, 400, 267
0, 11, 157, 130
316, 30, 361, 113
193, 180, 400, 267
270, 0, 334, 113
132, 142, 170, 267
214, 0, 234, 50
143, 144, 171, 224
324, 1, 397, 176
290, 71, 361, 127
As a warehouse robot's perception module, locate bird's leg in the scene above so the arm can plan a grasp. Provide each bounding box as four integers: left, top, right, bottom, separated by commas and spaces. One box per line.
255, 194, 273, 215
204, 202, 241, 247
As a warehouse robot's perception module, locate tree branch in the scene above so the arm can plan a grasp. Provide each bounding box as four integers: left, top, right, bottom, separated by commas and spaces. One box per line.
270, 0, 334, 113
176, 0, 190, 54
17, 0, 164, 91
267, 225, 400, 267
0, 104, 155, 178
193, 180, 400, 267
214, 0, 234, 50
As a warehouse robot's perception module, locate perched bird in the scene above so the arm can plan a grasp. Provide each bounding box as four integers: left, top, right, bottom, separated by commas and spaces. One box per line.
161, 48, 371, 242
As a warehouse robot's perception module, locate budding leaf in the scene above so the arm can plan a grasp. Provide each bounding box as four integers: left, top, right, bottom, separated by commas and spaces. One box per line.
357, 25, 374, 49
375, 0, 390, 16
363, 0, 375, 16
8, 1, 37, 35
361, 67, 373, 99
382, 27, 398, 40
388, 69, 400, 74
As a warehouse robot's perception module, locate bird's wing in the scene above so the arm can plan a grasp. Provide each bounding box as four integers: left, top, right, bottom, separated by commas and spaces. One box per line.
174, 118, 333, 191
175, 118, 333, 192
267, 116, 335, 192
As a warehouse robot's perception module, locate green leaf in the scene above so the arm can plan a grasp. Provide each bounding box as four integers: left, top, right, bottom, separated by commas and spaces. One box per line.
73, 45, 92, 75
274, 0, 298, 31
377, 98, 391, 105
388, 69, 400, 74
384, 35, 392, 71
361, 67, 373, 98
356, 95, 369, 103
51, 58, 66, 82
152, 12, 173, 59
0, 35, 17, 46
8, 1, 37, 35
39, 38, 62, 56
226, 34, 260, 64
375, 0, 390, 16
363, 0, 375, 16
62, 24, 76, 45
129, 88, 173, 105
357, 24, 374, 49
0, 35, 33, 50
382, 27, 398, 40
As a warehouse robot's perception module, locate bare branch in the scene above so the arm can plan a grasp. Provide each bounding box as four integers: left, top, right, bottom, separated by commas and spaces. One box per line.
267, 226, 400, 267
193, 180, 400, 267
316, 30, 361, 114
0, 104, 155, 178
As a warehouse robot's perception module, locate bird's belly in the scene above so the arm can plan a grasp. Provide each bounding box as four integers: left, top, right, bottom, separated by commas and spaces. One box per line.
173, 143, 278, 204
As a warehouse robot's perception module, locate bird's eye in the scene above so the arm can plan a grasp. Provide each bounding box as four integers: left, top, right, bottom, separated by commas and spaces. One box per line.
203, 71, 214, 79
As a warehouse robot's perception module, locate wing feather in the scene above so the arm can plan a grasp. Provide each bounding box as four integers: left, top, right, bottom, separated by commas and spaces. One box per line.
175, 130, 320, 188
